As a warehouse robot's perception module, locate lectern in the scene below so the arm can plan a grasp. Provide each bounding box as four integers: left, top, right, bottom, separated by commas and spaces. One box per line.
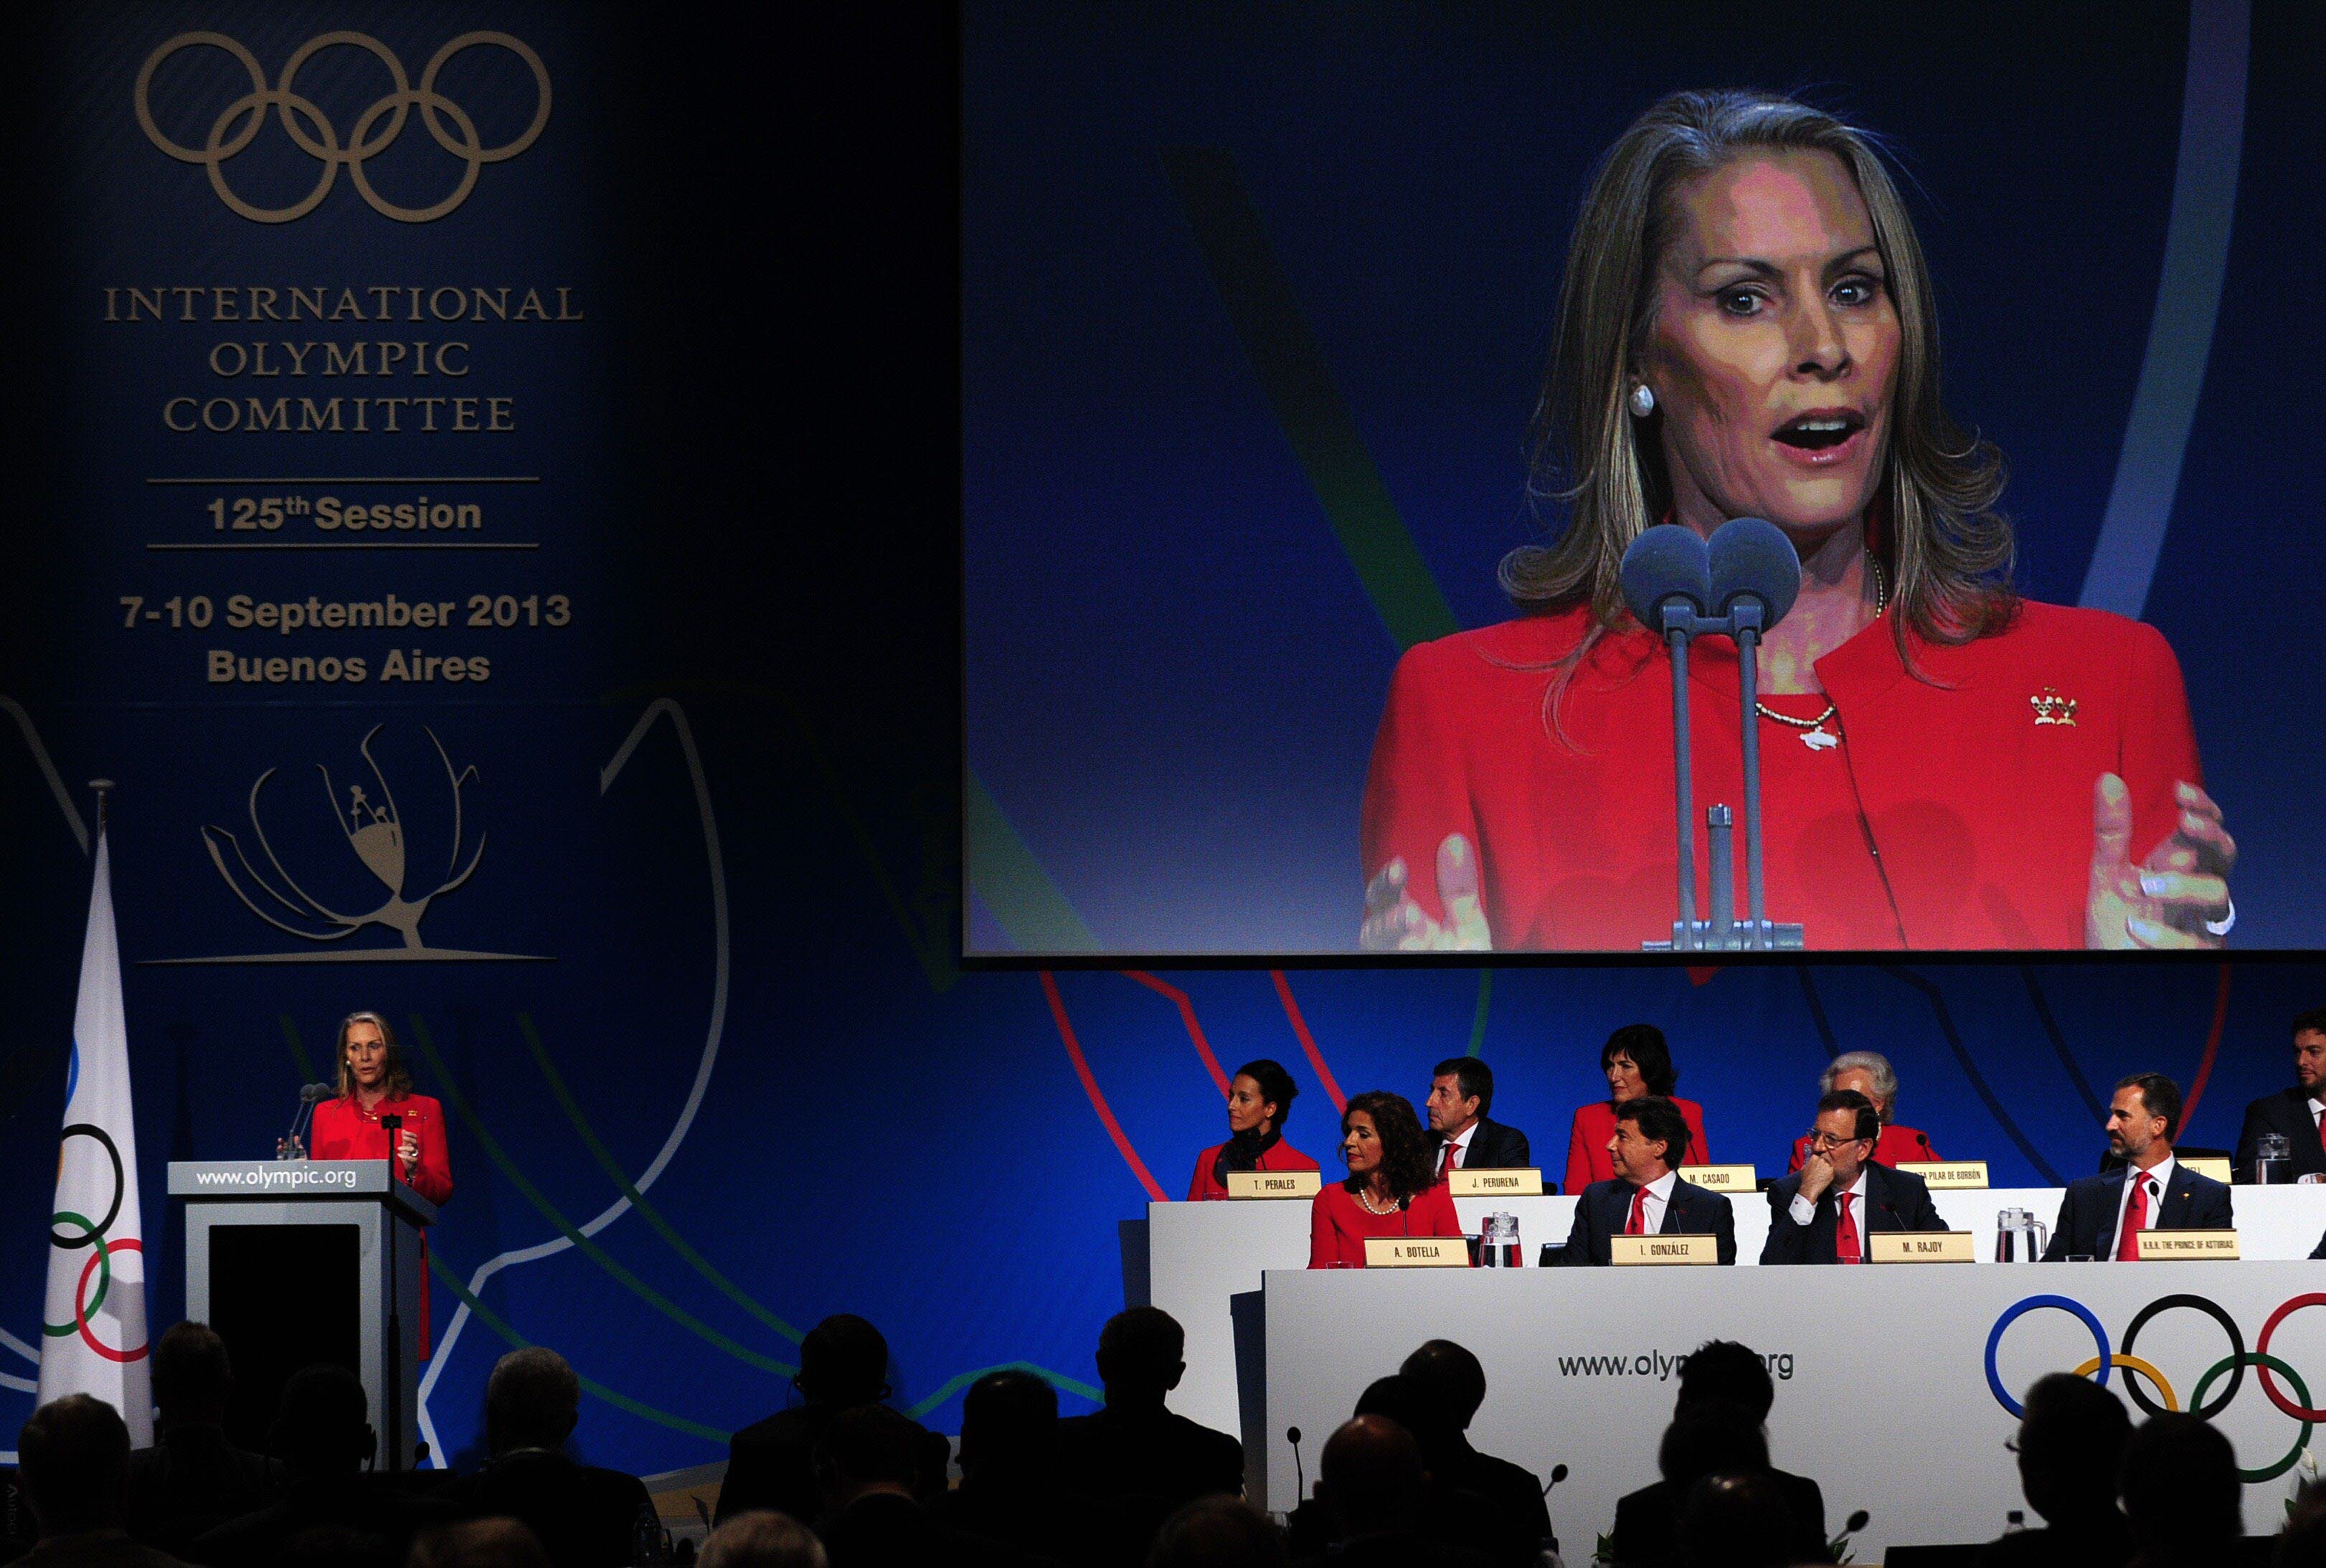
169, 1161, 436, 1469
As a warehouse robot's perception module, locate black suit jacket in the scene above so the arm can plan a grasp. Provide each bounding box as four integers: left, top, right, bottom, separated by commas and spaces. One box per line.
1760, 1162, 1945, 1265
1434, 1117, 1533, 1172
1054, 1402, 1243, 1511
1609, 1468, 1828, 1567
2041, 1161, 2234, 1260
456, 1450, 656, 1568
2234, 1087, 2326, 1182
1548, 1177, 1736, 1266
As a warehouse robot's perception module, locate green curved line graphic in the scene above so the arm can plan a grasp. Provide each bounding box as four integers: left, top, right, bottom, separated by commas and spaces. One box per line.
1465, 970, 1492, 1058
516, 1012, 805, 1344
281, 1014, 318, 1085
405, 1015, 799, 1378
904, 1360, 1101, 1421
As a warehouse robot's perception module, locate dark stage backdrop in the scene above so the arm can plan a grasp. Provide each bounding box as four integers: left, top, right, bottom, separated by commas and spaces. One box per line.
963, 0, 2326, 953
2, 0, 2325, 1491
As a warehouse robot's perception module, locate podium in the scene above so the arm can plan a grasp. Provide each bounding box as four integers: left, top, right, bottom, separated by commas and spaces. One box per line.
169, 1161, 437, 1470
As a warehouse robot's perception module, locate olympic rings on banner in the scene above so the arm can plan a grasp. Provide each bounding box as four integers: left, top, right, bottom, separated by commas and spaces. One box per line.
1985, 1295, 2111, 1417
2069, 1354, 2176, 1409
49, 1123, 123, 1247
2192, 1352, 2314, 1482
2255, 1294, 2326, 1421
133, 31, 550, 224
74, 1238, 146, 1364
42, 1212, 108, 1338
2121, 1293, 2246, 1418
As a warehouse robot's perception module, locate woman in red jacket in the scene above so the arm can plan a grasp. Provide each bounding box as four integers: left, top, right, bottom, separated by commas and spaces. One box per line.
1188, 1058, 1320, 1201
1358, 89, 2234, 954
308, 1011, 453, 1352
1308, 1091, 1465, 1267
1564, 1024, 1711, 1195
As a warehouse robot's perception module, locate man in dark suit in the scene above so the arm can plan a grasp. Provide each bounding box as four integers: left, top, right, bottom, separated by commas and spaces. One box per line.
1974, 1371, 2133, 1568
717, 1315, 946, 1527
1056, 1308, 1241, 1531
455, 1347, 657, 1568
126, 1322, 281, 1557
1762, 1090, 1946, 1265
1425, 1057, 1532, 1177
1290, 1416, 1478, 1568
1399, 1341, 1554, 1560
1549, 1095, 1735, 1265
813, 1404, 1030, 1568
2233, 1008, 2326, 1182
2043, 1073, 2233, 1260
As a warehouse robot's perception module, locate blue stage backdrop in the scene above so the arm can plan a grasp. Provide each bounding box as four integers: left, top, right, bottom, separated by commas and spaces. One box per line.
963, 0, 2326, 953
5, 0, 2326, 1494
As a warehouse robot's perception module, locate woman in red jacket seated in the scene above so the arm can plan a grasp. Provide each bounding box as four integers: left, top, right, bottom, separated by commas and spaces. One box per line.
1564, 1024, 1710, 1196
1188, 1058, 1320, 1201
307, 1011, 453, 1352
1309, 1091, 1465, 1267
1784, 1049, 1937, 1171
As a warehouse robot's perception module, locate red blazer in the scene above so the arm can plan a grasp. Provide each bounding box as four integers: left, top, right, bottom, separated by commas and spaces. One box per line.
1187, 1139, 1320, 1201
1787, 1123, 1938, 1173
310, 1091, 453, 1357
1564, 1098, 1711, 1196
1308, 1180, 1465, 1268
1361, 601, 2200, 950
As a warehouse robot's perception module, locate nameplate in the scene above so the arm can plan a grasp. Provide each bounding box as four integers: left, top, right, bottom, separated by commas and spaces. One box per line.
1609, 1233, 1718, 1266
1448, 1168, 1543, 1197
2183, 1157, 2233, 1184
2136, 1229, 2240, 1261
1363, 1236, 1469, 1268
1686, 1165, 1757, 1194
1869, 1231, 1975, 1264
1226, 1169, 1320, 1199
1896, 1161, 1989, 1189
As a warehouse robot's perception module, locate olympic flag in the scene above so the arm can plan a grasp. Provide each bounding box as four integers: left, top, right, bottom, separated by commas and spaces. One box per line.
36, 829, 151, 1440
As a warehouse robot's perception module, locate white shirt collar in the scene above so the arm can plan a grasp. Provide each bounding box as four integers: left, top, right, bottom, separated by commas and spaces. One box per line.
1643, 1168, 1679, 1201
2128, 1155, 2175, 1194
1447, 1120, 1478, 1151
1840, 1168, 1869, 1204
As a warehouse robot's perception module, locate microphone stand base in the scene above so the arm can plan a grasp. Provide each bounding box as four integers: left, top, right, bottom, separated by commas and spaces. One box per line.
1644, 920, 1805, 953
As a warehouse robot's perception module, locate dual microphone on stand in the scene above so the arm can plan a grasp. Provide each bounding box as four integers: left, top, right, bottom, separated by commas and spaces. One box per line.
1618, 518, 1808, 953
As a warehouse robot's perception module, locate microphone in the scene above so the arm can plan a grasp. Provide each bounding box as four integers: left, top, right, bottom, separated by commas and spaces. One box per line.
1287, 1426, 1306, 1500
281, 1082, 334, 1157
1622, 526, 1714, 943
1541, 1461, 1569, 1498
1845, 1510, 1871, 1534
1706, 517, 1804, 948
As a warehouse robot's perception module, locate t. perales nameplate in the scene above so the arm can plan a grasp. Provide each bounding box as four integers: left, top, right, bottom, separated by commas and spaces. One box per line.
2136, 1229, 2241, 1261
1895, 1161, 1990, 1189
2182, 1156, 2234, 1185
1868, 1231, 1975, 1263
1448, 1167, 1543, 1197
1609, 1234, 1718, 1265
1684, 1164, 1757, 1194
1363, 1236, 1468, 1268
1226, 1169, 1321, 1199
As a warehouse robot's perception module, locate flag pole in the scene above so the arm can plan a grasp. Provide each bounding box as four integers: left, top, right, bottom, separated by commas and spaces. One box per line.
88, 778, 113, 841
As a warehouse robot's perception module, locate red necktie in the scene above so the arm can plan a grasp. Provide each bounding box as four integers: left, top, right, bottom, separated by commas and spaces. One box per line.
1442, 1140, 1460, 1176
2316, 1108, 2325, 1161
1626, 1184, 1647, 1235
1836, 1193, 1861, 1265
2117, 1174, 2151, 1261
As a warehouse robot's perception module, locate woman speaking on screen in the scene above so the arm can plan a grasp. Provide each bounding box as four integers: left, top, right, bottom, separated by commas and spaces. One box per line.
1360, 90, 2233, 952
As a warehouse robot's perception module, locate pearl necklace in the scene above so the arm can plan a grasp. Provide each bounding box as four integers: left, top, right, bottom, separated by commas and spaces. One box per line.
1357, 1184, 1399, 1215
1754, 552, 1884, 751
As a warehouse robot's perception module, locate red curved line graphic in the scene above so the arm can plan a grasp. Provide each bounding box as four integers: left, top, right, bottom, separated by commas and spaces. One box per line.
1123, 970, 1231, 1096
2178, 962, 2232, 1132
1270, 970, 1347, 1115
1041, 972, 1167, 1202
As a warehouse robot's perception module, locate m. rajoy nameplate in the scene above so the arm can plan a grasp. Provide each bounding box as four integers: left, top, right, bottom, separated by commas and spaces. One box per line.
1448, 1167, 1543, 1197
2135, 1229, 2241, 1260
1225, 1169, 1321, 1199
1868, 1231, 1975, 1263
1363, 1236, 1469, 1267
1684, 1165, 1757, 1194
1895, 1161, 1990, 1189
1609, 1233, 1719, 1265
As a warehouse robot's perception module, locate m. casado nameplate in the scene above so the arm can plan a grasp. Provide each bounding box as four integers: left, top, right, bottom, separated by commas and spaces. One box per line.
2183, 1156, 2233, 1184
1448, 1168, 1543, 1197
1363, 1236, 1469, 1268
1686, 1165, 1757, 1194
1609, 1233, 1718, 1265
1869, 1231, 1975, 1263
2136, 1229, 2241, 1260
1226, 1169, 1321, 1199
1896, 1161, 1990, 1189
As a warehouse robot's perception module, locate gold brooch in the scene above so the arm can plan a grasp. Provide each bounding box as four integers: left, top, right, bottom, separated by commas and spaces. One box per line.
2030, 688, 2078, 727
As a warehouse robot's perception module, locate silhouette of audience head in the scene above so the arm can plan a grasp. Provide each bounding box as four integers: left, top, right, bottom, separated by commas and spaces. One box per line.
1316, 1415, 1426, 1541
2010, 1371, 2131, 1525
1096, 1306, 1188, 1405
1399, 1338, 1488, 1433
813, 1403, 927, 1511
2121, 1413, 2240, 1562
486, 1346, 582, 1457
17, 1394, 131, 1536
1675, 1340, 1774, 1424
1678, 1472, 1802, 1568
700, 1508, 831, 1568
1147, 1495, 1287, 1568
269, 1363, 374, 1480
1658, 1401, 1769, 1496
1352, 1373, 1451, 1465
794, 1314, 891, 1409
151, 1320, 235, 1431
410, 1518, 553, 1568
958, 1369, 1059, 1483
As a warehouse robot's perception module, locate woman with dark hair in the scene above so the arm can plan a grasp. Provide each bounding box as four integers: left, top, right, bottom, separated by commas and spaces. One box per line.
1188, 1058, 1319, 1201
1564, 1024, 1711, 1194
1308, 1091, 1465, 1267
1360, 88, 2232, 952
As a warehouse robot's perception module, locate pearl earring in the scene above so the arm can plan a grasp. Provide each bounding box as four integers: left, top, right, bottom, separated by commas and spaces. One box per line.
1628, 384, 1656, 418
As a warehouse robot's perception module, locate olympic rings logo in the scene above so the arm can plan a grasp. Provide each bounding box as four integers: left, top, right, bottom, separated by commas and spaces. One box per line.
1986, 1293, 2326, 1482
133, 32, 550, 224
44, 1123, 146, 1364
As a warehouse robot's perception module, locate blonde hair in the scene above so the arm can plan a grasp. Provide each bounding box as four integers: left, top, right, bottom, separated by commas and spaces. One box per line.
334, 1010, 412, 1100
1505, 89, 2014, 667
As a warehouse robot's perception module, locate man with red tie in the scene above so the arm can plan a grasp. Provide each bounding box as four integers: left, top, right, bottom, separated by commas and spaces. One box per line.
1424, 1057, 1533, 1178
1762, 1090, 1946, 1264
1546, 1095, 1735, 1265
2232, 1011, 2326, 1183
2043, 1075, 2233, 1260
